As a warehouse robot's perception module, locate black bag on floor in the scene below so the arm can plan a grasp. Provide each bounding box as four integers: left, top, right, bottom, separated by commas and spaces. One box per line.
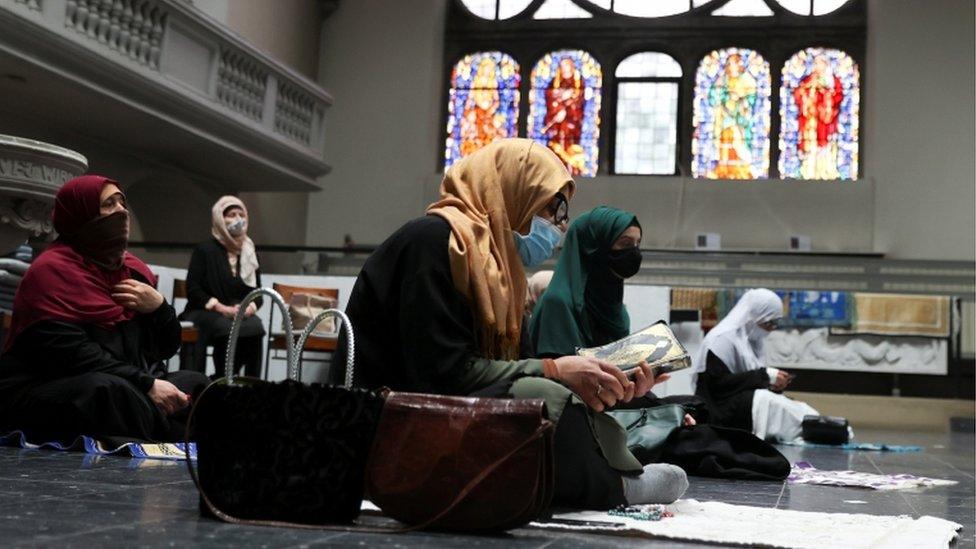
187, 289, 385, 524
801, 415, 850, 445
659, 425, 791, 481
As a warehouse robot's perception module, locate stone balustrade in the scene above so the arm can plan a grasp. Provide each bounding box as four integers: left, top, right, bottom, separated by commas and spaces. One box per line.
0, 0, 331, 188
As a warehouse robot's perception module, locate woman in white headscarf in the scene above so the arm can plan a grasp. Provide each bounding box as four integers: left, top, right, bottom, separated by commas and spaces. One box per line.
179, 196, 264, 377
693, 288, 818, 442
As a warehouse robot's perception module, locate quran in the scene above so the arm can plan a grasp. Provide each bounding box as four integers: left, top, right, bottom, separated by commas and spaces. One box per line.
576, 321, 692, 376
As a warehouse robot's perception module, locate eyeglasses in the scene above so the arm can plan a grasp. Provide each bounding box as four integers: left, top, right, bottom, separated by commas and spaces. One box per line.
546, 192, 569, 226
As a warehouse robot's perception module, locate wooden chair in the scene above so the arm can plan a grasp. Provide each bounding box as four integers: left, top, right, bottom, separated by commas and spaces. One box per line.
173, 279, 202, 371
267, 282, 340, 380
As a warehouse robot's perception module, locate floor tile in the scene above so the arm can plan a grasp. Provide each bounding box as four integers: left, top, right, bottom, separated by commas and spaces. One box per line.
0, 427, 970, 548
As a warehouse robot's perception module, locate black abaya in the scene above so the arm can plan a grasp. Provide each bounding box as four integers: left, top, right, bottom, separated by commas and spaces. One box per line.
180, 238, 264, 376
694, 350, 770, 431
0, 301, 208, 442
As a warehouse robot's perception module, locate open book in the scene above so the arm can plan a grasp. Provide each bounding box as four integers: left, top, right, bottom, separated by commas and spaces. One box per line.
576, 321, 692, 376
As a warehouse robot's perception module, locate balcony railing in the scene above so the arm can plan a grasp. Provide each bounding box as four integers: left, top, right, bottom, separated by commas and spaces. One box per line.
0, 0, 332, 189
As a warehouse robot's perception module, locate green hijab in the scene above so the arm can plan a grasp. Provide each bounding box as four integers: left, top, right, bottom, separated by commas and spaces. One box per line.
528, 206, 640, 357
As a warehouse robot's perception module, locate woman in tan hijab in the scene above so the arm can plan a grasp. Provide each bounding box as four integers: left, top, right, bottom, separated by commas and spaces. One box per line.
179, 196, 264, 377
338, 138, 685, 509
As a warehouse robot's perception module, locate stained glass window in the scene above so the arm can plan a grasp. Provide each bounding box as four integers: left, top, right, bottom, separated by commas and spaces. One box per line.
692, 48, 771, 179
779, 48, 859, 180
614, 53, 682, 175
528, 50, 602, 176
444, 52, 521, 169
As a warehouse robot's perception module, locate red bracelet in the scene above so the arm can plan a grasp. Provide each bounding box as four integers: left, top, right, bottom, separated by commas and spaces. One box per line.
542, 358, 559, 380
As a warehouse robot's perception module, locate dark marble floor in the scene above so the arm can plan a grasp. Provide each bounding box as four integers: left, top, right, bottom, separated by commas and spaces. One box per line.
0, 428, 972, 548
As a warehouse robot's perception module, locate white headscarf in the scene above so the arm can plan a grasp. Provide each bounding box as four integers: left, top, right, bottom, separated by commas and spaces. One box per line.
692, 289, 784, 387
211, 196, 259, 288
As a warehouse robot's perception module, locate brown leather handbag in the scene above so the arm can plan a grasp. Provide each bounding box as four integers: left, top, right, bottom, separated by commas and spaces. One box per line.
365, 392, 555, 532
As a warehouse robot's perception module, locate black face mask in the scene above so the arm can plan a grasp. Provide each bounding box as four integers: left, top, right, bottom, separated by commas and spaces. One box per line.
607, 246, 642, 279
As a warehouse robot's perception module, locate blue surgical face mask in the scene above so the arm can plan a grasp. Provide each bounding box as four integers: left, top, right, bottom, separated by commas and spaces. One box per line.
225, 217, 247, 237
513, 216, 562, 267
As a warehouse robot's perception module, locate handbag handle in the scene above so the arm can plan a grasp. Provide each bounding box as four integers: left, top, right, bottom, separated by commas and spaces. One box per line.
294, 308, 355, 387
225, 288, 294, 384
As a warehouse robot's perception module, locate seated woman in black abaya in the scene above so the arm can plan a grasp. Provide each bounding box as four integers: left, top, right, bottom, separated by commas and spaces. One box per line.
179, 196, 264, 377
0, 175, 208, 442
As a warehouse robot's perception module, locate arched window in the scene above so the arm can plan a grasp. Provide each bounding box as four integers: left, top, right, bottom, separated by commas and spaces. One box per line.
710, 0, 774, 16
776, 0, 852, 15
533, 0, 593, 19
613, 0, 690, 17
528, 50, 603, 177
692, 48, 771, 179
459, 0, 534, 19
779, 48, 859, 179
614, 52, 682, 175
444, 52, 521, 169
524, 0, 855, 18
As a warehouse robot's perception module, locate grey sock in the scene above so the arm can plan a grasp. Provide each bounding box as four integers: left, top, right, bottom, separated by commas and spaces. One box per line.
622, 463, 689, 505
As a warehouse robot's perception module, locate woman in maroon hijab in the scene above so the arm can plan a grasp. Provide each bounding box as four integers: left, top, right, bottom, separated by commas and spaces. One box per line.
0, 175, 208, 442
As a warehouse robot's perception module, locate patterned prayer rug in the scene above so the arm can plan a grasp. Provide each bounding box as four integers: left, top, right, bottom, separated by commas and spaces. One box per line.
788, 461, 956, 490
0, 430, 196, 461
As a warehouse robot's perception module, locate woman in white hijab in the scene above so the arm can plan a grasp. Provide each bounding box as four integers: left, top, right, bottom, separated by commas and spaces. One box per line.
692, 288, 818, 442
179, 196, 265, 377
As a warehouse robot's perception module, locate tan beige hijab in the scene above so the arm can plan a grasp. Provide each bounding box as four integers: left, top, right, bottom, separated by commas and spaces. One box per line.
211, 195, 259, 287
427, 138, 575, 359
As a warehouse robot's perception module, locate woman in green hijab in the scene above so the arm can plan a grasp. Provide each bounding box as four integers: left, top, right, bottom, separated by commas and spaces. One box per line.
525, 210, 690, 506
529, 205, 645, 357
529, 205, 698, 466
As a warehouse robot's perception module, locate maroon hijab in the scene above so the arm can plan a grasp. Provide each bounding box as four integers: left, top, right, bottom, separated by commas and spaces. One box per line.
3, 175, 156, 353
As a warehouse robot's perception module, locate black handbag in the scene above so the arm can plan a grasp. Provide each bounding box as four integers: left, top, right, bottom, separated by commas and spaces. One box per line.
186, 288, 385, 525
801, 414, 850, 445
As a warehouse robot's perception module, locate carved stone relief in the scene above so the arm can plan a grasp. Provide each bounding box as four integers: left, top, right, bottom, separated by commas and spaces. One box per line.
0, 197, 54, 236
764, 327, 947, 375
0, 135, 88, 253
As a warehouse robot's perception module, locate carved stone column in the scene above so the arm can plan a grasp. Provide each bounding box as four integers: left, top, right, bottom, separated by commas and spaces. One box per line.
0, 135, 88, 255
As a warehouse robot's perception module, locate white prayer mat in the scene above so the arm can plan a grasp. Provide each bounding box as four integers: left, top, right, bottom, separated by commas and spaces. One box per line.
789, 461, 958, 491
531, 499, 962, 549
